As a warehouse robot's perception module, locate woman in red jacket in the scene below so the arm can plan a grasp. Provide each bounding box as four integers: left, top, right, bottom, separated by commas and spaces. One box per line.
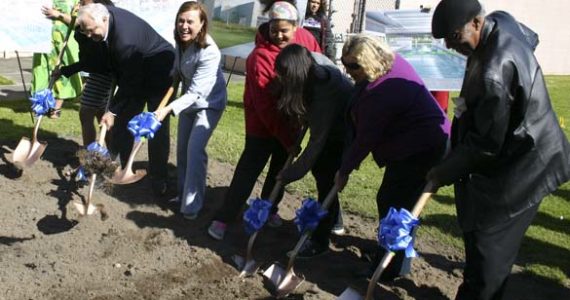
208, 0, 321, 240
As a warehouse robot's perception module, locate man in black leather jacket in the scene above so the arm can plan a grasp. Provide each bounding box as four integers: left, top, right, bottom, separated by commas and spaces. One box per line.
429, 0, 570, 299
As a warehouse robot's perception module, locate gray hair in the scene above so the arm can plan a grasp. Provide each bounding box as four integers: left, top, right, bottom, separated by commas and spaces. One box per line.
78, 3, 109, 25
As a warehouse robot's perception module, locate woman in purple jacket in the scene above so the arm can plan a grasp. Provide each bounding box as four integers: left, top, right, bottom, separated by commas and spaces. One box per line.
335, 34, 450, 281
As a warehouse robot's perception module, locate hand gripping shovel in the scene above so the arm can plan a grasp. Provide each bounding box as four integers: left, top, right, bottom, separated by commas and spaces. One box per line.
337, 181, 435, 300
73, 124, 109, 216
12, 9, 78, 168
233, 127, 308, 277
264, 185, 340, 298
109, 86, 175, 185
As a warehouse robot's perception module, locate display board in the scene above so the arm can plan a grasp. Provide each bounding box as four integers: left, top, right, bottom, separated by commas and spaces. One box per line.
0, 0, 186, 53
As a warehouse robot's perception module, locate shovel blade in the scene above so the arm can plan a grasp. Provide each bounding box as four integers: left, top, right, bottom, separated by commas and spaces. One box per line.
268, 265, 304, 298
263, 263, 286, 288
337, 288, 363, 300
232, 255, 258, 277
12, 137, 32, 164
109, 167, 146, 185
25, 141, 47, 167
12, 137, 47, 168
73, 201, 98, 215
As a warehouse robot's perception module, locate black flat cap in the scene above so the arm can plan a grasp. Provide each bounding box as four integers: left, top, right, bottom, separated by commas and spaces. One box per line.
432, 0, 482, 38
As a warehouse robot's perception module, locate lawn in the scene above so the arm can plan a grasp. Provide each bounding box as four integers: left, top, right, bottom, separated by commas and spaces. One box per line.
1, 21, 568, 287
210, 20, 256, 49
0, 75, 14, 85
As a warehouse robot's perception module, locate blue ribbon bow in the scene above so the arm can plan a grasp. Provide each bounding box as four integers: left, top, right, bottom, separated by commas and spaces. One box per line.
378, 207, 419, 258
29, 89, 55, 116
127, 112, 162, 141
294, 198, 328, 234
243, 198, 272, 235
75, 167, 88, 182
86, 141, 109, 157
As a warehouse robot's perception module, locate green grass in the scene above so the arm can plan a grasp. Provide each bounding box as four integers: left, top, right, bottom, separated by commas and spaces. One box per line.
210, 20, 256, 49
0, 75, 14, 85
1, 32, 568, 287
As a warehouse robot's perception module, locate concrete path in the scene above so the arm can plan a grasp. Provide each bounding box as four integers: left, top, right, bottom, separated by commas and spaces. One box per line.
0, 56, 32, 101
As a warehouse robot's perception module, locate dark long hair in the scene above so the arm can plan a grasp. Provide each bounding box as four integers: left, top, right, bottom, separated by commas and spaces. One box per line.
275, 44, 315, 125
174, 1, 209, 49
305, 0, 327, 17
260, 0, 297, 14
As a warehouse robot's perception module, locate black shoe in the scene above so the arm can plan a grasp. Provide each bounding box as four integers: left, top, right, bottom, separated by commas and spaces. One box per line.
288, 240, 329, 259
151, 180, 168, 196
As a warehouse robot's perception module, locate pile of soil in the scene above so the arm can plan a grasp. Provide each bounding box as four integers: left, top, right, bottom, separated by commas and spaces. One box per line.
0, 136, 568, 300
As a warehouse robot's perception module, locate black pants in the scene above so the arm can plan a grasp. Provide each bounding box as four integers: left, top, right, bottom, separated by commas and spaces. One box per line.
374, 143, 445, 280
110, 88, 171, 182
455, 204, 539, 300
310, 139, 343, 246
215, 135, 287, 224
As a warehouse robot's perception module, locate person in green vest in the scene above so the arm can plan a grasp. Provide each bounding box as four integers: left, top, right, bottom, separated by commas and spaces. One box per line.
31, 0, 83, 119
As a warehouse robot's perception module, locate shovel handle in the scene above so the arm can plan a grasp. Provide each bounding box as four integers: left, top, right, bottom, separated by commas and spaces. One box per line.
267, 126, 309, 202
155, 86, 176, 115
98, 124, 108, 145
31, 115, 44, 143
48, 7, 79, 90
285, 185, 339, 269
365, 251, 396, 300
364, 181, 435, 300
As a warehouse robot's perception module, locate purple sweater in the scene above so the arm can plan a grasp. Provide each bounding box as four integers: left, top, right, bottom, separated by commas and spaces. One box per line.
339, 54, 451, 175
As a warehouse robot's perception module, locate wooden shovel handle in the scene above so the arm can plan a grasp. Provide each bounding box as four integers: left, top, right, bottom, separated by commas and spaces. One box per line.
364, 181, 436, 300
155, 86, 175, 116
48, 6, 79, 90
267, 126, 309, 202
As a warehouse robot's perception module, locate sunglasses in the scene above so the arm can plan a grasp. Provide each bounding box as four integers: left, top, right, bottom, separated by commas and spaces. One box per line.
341, 57, 361, 70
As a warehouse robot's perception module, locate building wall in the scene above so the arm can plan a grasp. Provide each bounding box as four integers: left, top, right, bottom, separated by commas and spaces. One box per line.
375, 0, 569, 75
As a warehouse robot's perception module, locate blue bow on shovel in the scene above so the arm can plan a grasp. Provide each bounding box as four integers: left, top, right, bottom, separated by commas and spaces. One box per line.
29, 89, 55, 116
127, 112, 162, 141
378, 207, 419, 258
294, 198, 328, 234
86, 141, 109, 157
75, 166, 88, 182
243, 198, 272, 235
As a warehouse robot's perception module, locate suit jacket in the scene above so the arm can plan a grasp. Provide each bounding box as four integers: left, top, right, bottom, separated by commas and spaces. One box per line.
431, 11, 570, 231
105, 6, 175, 114
60, 30, 110, 78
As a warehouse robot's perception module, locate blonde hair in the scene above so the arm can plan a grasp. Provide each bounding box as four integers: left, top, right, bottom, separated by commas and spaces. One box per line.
342, 34, 395, 81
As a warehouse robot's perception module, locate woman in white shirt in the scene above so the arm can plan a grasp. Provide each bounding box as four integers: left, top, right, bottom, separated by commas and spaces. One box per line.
155, 1, 227, 220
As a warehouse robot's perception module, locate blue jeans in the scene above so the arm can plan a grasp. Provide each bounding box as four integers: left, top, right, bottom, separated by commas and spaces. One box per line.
177, 108, 223, 215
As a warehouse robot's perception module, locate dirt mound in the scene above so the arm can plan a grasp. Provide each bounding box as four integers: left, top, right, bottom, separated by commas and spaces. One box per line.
0, 137, 568, 300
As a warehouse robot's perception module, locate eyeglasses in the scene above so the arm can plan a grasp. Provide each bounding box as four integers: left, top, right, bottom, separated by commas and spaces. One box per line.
341, 57, 361, 70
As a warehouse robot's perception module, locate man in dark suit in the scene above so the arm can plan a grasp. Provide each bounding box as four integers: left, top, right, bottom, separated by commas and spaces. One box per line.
76, 3, 175, 195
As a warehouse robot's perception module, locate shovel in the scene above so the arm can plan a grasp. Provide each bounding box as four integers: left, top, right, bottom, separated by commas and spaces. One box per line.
264, 186, 340, 297
337, 181, 435, 300
73, 124, 109, 215
12, 12, 78, 168
233, 127, 308, 277
109, 86, 175, 185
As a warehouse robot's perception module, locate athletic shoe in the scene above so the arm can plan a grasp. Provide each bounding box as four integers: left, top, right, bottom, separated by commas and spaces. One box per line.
208, 221, 227, 240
